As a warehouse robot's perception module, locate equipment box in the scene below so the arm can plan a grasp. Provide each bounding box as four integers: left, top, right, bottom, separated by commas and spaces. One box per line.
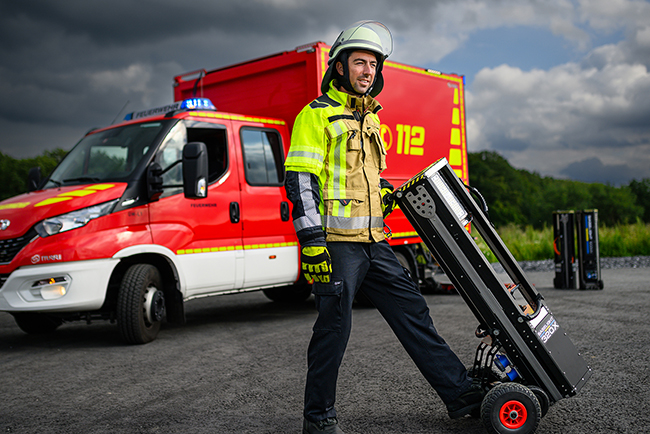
576, 210, 604, 290
393, 158, 591, 433
553, 211, 576, 289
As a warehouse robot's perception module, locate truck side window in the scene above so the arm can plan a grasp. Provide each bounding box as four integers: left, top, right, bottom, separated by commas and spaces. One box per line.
155, 122, 187, 198
186, 127, 228, 183
240, 127, 285, 186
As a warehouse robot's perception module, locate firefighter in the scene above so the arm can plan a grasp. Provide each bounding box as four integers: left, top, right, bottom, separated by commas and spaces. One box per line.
284, 21, 484, 434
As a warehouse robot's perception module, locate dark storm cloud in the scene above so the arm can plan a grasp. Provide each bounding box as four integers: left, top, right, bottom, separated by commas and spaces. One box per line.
0, 0, 449, 153
560, 157, 646, 186
0, 1, 351, 150
0, 1, 315, 47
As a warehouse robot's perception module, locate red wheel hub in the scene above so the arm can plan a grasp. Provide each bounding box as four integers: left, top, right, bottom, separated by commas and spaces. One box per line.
499, 400, 528, 429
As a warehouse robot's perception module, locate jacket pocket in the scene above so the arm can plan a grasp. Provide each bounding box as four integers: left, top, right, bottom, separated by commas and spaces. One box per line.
347, 129, 362, 152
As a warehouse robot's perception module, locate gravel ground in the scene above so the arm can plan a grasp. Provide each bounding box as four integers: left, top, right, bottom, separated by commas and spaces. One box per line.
496, 255, 650, 273
0, 257, 649, 434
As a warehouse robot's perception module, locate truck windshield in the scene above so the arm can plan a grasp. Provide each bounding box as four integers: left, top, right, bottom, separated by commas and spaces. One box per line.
44, 121, 168, 188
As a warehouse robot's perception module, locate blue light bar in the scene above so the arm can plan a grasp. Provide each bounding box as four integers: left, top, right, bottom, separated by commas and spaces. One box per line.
180, 98, 216, 110
124, 98, 217, 121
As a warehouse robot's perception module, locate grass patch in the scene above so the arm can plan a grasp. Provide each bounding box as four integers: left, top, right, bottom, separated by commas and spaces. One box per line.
470, 220, 650, 262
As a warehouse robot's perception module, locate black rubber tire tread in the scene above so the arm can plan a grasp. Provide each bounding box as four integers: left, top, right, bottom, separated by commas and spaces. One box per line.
480, 382, 541, 434
527, 385, 551, 417
13, 313, 62, 334
117, 263, 162, 345
263, 284, 312, 303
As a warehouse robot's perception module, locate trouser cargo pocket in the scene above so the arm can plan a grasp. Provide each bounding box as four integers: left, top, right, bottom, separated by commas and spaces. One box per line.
312, 280, 343, 332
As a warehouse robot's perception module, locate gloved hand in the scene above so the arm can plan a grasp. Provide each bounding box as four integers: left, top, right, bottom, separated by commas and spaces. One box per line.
301, 246, 332, 283
381, 187, 397, 218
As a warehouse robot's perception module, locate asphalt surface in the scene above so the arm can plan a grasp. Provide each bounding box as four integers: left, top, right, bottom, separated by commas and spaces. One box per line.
1, 266, 649, 434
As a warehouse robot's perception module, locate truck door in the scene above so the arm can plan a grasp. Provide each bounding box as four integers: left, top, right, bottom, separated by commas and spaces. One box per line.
237, 125, 298, 288
149, 120, 244, 296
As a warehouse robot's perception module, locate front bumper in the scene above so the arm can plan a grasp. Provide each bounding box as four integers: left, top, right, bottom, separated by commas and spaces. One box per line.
0, 258, 119, 313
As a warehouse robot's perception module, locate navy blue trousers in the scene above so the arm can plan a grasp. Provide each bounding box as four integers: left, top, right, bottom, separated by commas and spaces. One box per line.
304, 240, 472, 422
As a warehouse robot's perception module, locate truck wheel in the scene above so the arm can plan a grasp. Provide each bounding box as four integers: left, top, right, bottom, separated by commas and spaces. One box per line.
263, 283, 311, 303
12, 313, 62, 334
481, 382, 541, 434
117, 264, 165, 344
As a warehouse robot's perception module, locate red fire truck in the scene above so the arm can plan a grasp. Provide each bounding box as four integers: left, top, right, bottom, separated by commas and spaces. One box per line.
0, 42, 468, 344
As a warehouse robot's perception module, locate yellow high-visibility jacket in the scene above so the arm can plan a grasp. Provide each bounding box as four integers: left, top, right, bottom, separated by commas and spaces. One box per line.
285, 81, 388, 245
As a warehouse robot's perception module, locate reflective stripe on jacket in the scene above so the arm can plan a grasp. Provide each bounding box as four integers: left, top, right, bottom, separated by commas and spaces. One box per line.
285, 81, 387, 244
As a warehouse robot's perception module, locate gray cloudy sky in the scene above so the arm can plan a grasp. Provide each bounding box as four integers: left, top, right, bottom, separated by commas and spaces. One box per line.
1, 0, 649, 185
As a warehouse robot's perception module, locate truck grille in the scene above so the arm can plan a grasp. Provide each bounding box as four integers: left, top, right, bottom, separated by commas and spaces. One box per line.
0, 228, 37, 264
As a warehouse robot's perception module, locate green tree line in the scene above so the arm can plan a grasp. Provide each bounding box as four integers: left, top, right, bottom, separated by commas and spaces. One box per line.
467, 151, 649, 228
0, 149, 68, 201
1, 149, 649, 230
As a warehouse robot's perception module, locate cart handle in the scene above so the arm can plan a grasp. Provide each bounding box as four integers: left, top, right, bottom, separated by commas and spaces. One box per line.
523, 293, 546, 322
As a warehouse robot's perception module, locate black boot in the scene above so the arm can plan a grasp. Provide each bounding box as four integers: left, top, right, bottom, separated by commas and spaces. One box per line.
302, 417, 345, 434
446, 382, 486, 419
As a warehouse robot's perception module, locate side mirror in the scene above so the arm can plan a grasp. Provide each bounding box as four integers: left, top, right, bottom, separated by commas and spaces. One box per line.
183, 142, 208, 199
28, 167, 41, 192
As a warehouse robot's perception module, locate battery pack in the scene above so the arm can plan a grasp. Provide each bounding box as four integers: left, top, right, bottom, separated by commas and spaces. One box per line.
576, 210, 604, 290
553, 211, 576, 289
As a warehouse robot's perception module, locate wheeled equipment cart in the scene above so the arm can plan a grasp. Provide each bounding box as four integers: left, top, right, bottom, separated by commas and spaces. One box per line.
392, 158, 592, 434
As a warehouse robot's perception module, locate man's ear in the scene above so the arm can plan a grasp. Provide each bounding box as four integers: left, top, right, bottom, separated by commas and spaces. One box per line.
336, 61, 344, 76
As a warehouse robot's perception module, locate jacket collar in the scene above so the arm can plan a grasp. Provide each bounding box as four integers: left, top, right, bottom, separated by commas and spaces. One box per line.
328, 80, 382, 114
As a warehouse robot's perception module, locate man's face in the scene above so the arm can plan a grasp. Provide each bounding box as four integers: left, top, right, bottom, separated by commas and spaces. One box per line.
337, 50, 377, 95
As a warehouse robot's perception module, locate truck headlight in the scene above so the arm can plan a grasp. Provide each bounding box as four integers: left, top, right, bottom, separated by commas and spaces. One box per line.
35, 200, 118, 237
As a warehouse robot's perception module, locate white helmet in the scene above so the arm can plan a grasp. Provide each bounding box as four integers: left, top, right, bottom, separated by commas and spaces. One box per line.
321, 20, 393, 97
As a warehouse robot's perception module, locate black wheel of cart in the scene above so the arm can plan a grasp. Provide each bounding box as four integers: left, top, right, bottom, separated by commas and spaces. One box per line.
481, 382, 541, 434
527, 385, 550, 417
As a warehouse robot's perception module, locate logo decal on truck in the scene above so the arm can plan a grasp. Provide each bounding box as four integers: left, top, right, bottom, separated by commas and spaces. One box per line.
381, 124, 425, 156
0, 219, 9, 231
31, 254, 63, 264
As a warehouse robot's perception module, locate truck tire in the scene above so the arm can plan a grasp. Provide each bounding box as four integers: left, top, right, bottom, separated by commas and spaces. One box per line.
263, 283, 311, 303
12, 312, 62, 334
480, 382, 541, 434
117, 264, 165, 344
